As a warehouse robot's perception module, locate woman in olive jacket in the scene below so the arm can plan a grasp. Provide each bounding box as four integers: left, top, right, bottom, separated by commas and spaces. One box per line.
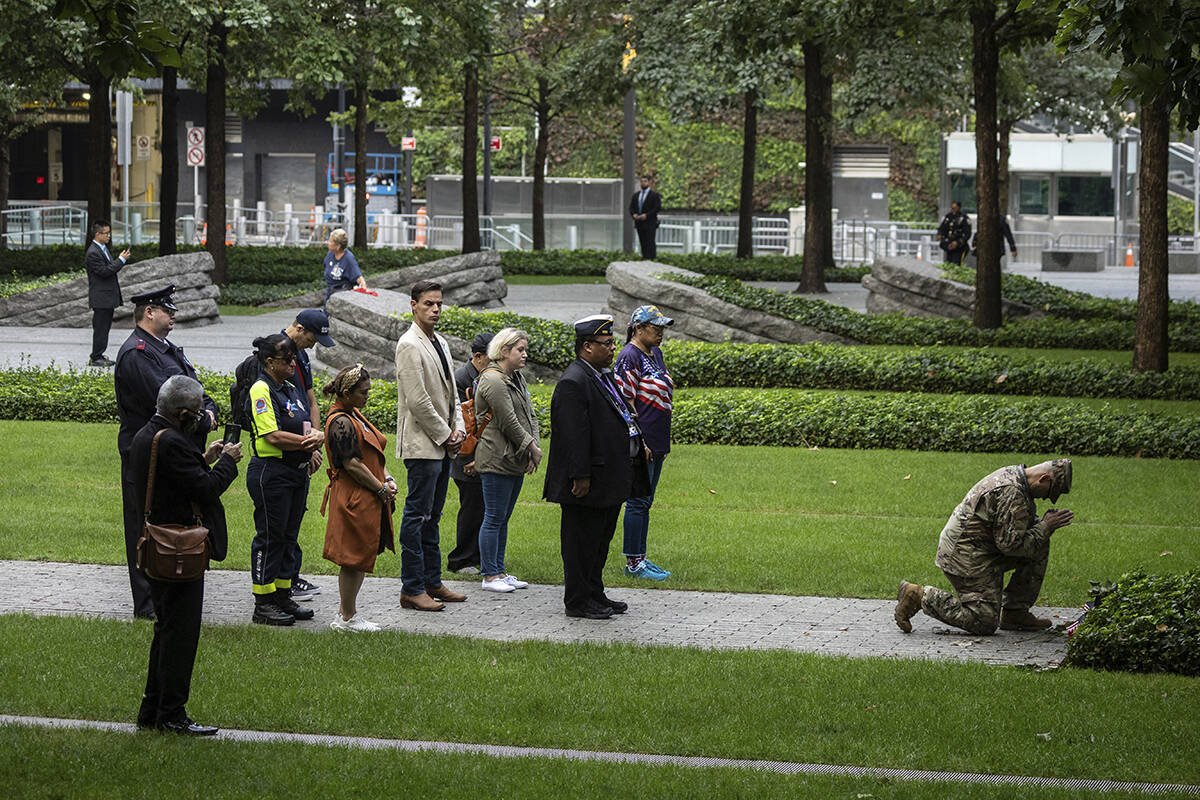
474, 327, 542, 593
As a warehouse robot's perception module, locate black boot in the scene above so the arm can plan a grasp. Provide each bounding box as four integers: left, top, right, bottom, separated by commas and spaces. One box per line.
273, 589, 315, 621
252, 595, 295, 626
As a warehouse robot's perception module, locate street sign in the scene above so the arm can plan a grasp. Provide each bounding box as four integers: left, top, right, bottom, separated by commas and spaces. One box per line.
187, 126, 205, 147
187, 145, 205, 167
401, 136, 416, 151
136, 134, 151, 162
489, 135, 502, 152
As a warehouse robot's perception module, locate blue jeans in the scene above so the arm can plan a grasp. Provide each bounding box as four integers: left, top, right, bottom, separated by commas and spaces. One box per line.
478, 472, 524, 576
399, 457, 451, 596
622, 453, 665, 557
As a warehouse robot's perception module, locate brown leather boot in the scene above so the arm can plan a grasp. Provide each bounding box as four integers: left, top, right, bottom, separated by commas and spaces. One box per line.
999, 609, 1052, 631
428, 584, 467, 602
894, 580, 923, 633
400, 592, 445, 612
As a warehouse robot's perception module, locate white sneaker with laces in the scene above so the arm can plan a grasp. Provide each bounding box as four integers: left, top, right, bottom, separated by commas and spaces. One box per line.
503, 574, 529, 589
482, 577, 515, 593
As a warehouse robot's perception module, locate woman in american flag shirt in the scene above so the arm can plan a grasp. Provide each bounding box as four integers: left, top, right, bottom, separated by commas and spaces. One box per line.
614, 305, 676, 580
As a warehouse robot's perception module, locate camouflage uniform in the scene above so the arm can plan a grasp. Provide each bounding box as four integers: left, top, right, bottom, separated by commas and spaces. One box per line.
921, 465, 1051, 635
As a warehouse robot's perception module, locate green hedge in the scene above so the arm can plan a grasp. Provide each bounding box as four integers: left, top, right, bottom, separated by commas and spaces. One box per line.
435, 307, 577, 370
0, 270, 85, 299
662, 341, 1200, 400
664, 272, 1200, 352
1065, 569, 1200, 676
3, 367, 1198, 459
941, 264, 1200, 325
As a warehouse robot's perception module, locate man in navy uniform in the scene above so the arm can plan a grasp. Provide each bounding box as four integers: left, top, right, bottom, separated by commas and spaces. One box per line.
84, 219, 132, 366
543, 314, 649, 619
115, 285, 218, 618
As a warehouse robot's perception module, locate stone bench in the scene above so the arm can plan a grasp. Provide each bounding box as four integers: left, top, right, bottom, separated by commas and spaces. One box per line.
1041, 249, 1104, 272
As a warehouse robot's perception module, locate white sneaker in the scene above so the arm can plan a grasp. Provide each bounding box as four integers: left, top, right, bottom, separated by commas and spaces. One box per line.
331, 614, 381, 632
482, 577, 515, 593
503, 574, 529, 589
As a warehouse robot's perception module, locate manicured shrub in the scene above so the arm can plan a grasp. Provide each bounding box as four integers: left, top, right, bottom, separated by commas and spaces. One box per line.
1065, 569, 1200, 677
4, 367, 1197, 458
663, 341, 1200, 400
664, 272, 1200, 352
435, 307, 576, 370
941, 264, 1200, 325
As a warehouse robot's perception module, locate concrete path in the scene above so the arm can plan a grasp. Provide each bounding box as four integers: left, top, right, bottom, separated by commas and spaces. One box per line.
0, 560, 1074, 668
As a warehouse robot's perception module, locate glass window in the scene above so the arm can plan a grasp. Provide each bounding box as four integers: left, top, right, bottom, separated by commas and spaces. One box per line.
1057, 175, 1114, 216
949, 173, 977, 213
1018, 178, 1049, 215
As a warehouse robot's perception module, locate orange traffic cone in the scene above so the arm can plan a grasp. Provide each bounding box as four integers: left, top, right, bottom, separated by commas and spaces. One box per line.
414, 206, 428, 249
200, 223, 207, 245
1124, 244, 1135, 267
225, 224, 233, 246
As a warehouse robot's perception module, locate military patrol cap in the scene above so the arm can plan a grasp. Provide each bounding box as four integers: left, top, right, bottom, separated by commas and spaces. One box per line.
130, 285, 177, 311
295, 308, 335, 347
573, 314, 614, 337
630, 305, 674, 327
1048, 458, 1072, 503
470, 332, 495, 354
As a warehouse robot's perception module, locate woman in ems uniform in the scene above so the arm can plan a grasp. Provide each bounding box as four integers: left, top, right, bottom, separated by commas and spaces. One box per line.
246, 333, 325, 626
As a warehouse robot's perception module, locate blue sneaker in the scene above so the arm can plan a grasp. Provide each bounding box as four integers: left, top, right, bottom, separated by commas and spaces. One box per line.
642, 559, 671, 579
625, 560, 668, 581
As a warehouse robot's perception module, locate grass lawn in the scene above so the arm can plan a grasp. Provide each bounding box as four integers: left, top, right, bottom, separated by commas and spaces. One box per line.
1, 614, 1198, 789
4, 727, 1179, 800
217, 304, 278, 316
2, 421, 1196, 605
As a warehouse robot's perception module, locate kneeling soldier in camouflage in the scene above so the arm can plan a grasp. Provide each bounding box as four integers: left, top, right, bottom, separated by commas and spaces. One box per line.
895, 459, 1074, 635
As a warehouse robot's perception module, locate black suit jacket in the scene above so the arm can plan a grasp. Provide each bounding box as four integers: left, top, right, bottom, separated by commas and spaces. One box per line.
85, 241, 123, 309
629, 189, 661, 228
543, 358, 645, 508
128, 415, 238, 561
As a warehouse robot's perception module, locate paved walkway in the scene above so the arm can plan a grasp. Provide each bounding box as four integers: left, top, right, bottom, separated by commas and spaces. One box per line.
0, 560, 1074, 667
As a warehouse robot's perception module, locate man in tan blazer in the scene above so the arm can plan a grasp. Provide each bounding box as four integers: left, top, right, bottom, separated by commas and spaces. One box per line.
394, 280, 468, 611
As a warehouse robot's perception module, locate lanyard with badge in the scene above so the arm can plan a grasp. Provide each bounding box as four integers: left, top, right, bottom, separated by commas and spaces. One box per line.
593, 371, 639, 440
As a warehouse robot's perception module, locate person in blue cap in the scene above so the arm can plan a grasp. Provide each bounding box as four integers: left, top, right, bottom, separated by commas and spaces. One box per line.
614, 305, 675, 581
114, 285, 218, 619
280, 308, 336, 601
543, 314, 649, 620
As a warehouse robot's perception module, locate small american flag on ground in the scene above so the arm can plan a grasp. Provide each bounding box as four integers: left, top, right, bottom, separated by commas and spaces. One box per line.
1065, 601, 1096, 638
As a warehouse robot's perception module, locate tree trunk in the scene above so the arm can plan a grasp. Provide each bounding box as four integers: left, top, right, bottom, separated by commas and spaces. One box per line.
971, 1, 1001, 329
159, 65, 179, 255
796, 40, 830, 293
997, 117, 1014, 216
461, 63, 481, 254
354, 79, 368, 250
86, 72, 113, 231
1133, 95, 1169, 372
205, 22, 227, 284
735, 88, 758, 259
532, 79, 551, 251
0, 138, 9, 250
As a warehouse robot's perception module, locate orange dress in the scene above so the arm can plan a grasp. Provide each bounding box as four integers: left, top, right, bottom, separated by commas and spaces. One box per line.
320, 400, 395, 571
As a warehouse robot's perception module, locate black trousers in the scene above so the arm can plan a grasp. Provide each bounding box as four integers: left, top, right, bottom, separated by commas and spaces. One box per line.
447, 477, 483, 571
560, 503, 621, 612
247, 458, 309, 594
943, 245, 966, 265
138, 575, 205, 726
91, 307, 114, 360
119, 451, 155, 617
635, 222, 657, 258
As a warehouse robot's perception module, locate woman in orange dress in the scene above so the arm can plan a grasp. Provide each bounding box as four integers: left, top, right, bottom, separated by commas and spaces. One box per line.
320, 364, 396, 631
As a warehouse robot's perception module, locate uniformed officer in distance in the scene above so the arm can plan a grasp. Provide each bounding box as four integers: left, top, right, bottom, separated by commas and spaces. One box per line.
894, 459, 1074, 635
114, 286, 219, 619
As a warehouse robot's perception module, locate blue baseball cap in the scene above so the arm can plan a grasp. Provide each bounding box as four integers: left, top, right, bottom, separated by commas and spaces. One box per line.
629, 305, 674, 327
296, 308, 335, 347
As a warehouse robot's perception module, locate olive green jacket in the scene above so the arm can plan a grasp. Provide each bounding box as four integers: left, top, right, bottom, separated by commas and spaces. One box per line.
474, 366, 538, 475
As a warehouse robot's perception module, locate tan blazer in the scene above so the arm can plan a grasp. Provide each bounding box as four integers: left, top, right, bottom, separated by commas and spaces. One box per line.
395, 323, 464, 460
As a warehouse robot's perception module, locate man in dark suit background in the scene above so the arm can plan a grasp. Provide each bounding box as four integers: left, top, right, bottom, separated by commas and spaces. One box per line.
629, 175, 661, 259
544, 314, 649, 619
85, 219, 132, 367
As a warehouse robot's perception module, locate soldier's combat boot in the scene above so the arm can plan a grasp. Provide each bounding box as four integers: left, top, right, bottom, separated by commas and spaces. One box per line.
894, 580, 923, 633
999, 609, 1052, 631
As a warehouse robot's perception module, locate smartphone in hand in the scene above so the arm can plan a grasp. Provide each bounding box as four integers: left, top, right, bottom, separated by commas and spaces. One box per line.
223, 423, 242, 444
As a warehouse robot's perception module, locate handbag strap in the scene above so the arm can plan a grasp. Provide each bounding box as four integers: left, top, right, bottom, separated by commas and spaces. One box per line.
144, 427, 203, 523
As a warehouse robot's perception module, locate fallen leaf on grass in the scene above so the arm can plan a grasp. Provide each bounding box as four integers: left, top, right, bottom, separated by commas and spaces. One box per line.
829, 480, 837, 485
1036, 732, 1051, 741
808, 445, 820, 451
1161, 551, 1174, 557
903, 474, 911, 480
708, 489, 717, 494
490, 658, 497, 666
864, 705, 878, 711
